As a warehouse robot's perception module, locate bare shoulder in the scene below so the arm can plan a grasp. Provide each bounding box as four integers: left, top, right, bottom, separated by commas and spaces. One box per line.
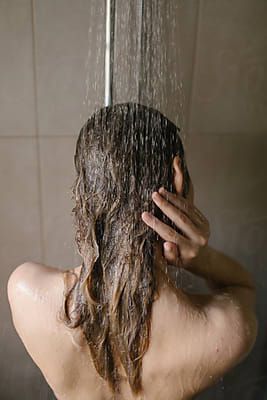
7, 261, 65, 337
7, 261, 63, 291
7, 262, 78, 392
160, 282, 258, 395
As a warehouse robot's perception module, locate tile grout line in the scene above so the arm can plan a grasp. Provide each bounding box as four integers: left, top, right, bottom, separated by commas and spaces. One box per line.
186, 0, 201, 140
30, 0, 46, 264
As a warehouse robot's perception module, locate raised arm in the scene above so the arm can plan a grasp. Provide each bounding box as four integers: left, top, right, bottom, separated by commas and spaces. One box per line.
141, 183, 258, 373
189, 244, 256, 291
185, 244, 258, 352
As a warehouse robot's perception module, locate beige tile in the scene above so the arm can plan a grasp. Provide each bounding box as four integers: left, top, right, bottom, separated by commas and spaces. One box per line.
177, 0, 199, 136
0, 1, 35, 136
39, 136, 82, 267
0, 138, 42, 287
0, 137, 42, 396
34, 0, 105, 136
190, 0, 267, 134
113, 1, 199, 139
186, 133, 267, 276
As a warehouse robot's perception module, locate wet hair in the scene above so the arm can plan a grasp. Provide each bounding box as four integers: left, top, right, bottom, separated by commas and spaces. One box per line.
60, 102, 190, 396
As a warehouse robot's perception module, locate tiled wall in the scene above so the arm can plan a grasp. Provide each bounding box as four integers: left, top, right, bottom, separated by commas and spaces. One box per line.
0, 1, 266, 399
186, 2, 267, 399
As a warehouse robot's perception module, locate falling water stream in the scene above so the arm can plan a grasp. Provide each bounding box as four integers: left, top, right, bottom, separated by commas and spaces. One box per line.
105, 0, 115, 107
80, 1, 225, 398
101, 0, 188, 293
83, 1, 186, 144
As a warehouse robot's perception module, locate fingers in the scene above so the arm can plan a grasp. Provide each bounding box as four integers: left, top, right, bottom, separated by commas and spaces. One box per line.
158, 187, 207, 227
163, 241, 181, 267
141, 211, 187, 246
151, 191, 205, 245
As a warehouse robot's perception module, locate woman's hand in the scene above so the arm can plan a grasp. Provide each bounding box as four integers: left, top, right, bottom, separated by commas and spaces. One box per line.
141, 187, 210, 268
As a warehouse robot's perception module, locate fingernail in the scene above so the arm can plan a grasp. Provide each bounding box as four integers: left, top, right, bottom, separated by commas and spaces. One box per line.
159, 187, 165, 194
142, 211, 151, 220
164, 242, 171, 251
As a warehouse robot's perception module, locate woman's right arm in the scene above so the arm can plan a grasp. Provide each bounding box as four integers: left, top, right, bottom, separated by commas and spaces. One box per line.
141, 187, 258, 356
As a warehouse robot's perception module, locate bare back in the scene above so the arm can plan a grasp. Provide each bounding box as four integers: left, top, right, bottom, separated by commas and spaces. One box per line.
8, 262, 249, 400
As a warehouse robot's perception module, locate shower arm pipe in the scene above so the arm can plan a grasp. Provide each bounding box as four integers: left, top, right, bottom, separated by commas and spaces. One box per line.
105, 0, 116, 107
137, 0, 144, 103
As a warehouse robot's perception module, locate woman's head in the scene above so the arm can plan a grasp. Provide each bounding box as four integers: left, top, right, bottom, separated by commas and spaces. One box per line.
73, 102, 190, 257
62, 102, 190, 396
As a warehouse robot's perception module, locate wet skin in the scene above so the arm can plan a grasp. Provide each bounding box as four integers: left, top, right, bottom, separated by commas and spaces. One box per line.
7, 155, 257, 399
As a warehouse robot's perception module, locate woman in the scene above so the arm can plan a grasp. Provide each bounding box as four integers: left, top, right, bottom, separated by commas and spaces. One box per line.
7, 103, 258, 400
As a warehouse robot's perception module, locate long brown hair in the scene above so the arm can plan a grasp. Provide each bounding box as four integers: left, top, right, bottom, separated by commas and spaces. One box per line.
60, 103, 190, 396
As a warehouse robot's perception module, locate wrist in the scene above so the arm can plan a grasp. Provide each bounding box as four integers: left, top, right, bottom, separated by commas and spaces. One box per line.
189, 244, 212, 270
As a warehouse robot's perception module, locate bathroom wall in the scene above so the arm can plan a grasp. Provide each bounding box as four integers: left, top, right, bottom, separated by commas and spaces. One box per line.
0, 1, 266, 399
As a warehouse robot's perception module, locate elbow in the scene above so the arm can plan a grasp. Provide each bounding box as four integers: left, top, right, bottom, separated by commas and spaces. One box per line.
239, 311, 259, 360
230, 317, 258, 369
229, 301, 259, 364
